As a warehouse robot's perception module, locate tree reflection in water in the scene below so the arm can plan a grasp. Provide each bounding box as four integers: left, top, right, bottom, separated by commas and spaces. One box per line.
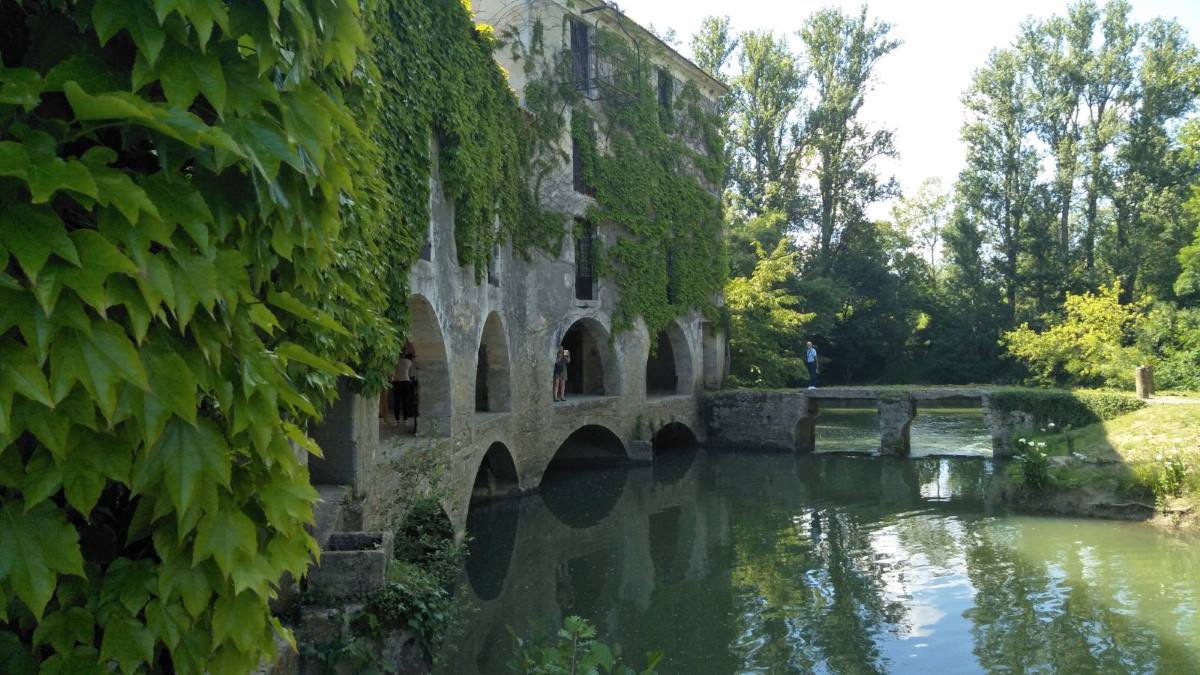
446, 450, 1200, 674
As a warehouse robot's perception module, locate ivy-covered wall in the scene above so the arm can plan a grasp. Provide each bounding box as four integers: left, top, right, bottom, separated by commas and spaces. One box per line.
501, 12, 729, 337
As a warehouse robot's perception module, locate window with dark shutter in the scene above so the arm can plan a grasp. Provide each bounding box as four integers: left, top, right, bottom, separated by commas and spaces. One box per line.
657, 69, 674, 128
575, 220, 594, 300
570, 19, 591, 91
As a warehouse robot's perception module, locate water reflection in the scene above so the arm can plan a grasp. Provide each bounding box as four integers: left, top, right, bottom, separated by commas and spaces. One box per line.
447, 452, 1200, 674
816, 406, 993, 457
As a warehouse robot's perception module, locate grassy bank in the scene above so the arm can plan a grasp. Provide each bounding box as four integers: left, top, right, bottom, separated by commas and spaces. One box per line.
1004, 402, 1200, 528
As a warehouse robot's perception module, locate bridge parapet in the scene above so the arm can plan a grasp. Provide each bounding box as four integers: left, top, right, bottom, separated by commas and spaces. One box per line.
705, 387, 1003, 457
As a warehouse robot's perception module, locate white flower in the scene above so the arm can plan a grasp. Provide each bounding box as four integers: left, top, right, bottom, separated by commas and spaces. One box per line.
1019, 438, 1027, 444
1048, 422, 1056, 429
1036, 442, 1047, 448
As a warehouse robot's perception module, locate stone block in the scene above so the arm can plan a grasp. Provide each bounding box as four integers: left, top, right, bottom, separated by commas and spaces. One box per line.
877, 397, 915, 457
305, 531, 393, 600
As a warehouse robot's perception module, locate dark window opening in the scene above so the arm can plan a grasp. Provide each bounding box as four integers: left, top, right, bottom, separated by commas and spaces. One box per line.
572, 136, 587, 194
570, 18, 592, 91
419, 232, 432, 261
487, 246, 500, 286
666, 247, 678, 304
657, 68, 674, 128
575, 220, 594, 300
475, 345, 490, 412
561, 325, 606, 395
646, 330, 678, 395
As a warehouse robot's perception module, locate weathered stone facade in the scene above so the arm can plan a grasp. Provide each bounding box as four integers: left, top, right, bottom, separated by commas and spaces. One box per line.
307, 0, 730, 535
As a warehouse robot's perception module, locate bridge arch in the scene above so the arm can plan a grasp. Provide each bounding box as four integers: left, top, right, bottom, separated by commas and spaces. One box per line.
471, 441, 520, 503
646, 320, 694, 396
546, 424, 628, 470
556, 317, 619, 397
541, 424, 628, 528
474, 312, 512, 413
651, 421, 699, 453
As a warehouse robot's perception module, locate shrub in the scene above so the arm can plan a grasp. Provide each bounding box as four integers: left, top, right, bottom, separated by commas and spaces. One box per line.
988, 388, 1146, 428
1011, 439, 1054, 492
509, 615, 662, 675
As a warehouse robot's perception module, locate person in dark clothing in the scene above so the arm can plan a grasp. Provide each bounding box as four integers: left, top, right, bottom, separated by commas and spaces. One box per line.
553, 346, 570, 401
392, 352, 415, 423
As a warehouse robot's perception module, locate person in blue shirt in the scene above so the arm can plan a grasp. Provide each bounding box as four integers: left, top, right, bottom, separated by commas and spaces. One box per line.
805, 340, 818, 389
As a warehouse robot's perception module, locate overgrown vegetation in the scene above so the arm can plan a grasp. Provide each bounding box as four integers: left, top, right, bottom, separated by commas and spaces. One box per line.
0, 0, 529, 671
987, 388, 1146, 429
509, 615, 661, 675
301, 498, 466, 674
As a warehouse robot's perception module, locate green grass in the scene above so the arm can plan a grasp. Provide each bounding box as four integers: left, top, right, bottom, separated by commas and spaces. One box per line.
1018, 403, 1200, 516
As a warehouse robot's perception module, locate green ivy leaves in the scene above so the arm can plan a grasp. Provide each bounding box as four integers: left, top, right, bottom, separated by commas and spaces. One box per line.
1, 0, 371, 672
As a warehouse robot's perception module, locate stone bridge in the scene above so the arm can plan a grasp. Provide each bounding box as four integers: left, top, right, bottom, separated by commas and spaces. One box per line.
705, 387, 1019, 458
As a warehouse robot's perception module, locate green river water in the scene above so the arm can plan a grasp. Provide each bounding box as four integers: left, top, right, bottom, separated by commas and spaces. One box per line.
441, 411, 1199, 674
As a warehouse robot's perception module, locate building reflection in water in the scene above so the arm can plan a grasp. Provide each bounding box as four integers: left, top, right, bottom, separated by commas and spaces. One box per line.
448, 450, 1200, 674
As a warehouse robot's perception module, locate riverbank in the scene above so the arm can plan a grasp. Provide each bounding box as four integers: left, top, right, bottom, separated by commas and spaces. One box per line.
1001, 401, 1200, 530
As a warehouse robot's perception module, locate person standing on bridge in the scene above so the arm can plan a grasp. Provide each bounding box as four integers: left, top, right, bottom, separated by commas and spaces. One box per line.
553, 346, 570, 402
805, 340, 819, 389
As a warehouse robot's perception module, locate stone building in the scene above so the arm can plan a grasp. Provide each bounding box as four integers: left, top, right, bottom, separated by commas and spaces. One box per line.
308, 0, 730, 533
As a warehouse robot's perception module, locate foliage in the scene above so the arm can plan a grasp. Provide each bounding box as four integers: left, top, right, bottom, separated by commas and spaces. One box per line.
988, 388, 1146, 429
1151, 452, 1191, 509
0, 0, 378, 671
300, 497, 465, 672
1003, 282, 1149, 388
508, 615, 661, 675
1136, 304, 1200, 391
724, 236, 813, 387
1011, 439, 1054, 492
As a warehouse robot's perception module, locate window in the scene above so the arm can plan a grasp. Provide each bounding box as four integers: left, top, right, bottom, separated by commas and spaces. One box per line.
666, 247, 678, 304
487, 245, 500, 286
657, 68, 674, 128
570, 18, 591, 91
572, 113, 595, 196
575, 219, 595, 300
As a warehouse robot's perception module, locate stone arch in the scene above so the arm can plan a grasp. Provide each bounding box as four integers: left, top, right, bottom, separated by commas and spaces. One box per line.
646, 320, 694, 396
542, 425, 628, 529
557, 317, 619, 397
471, 442, 520, 503
474, 313, 512, 413
652, 421, 698, 453
546, 424, 628, 469
406, 295, 451, 437
465, 444, 521, 602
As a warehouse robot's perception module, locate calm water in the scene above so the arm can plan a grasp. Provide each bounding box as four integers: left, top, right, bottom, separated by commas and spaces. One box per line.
816, 407, 992, 457
443, 432, 1199, 674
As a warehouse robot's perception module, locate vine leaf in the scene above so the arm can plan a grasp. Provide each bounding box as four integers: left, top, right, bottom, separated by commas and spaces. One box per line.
0, 202, 80, 280
133, 419, 230, 520
0, 500, 85, 619
98, 615, 155, 675
192, 506, 257, 578
93, 0, 167, 66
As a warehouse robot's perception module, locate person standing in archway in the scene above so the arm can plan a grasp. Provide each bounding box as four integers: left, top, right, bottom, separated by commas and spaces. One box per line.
392, 351, 415, 426
805, 340, 819, 389
553, 346, 570, 402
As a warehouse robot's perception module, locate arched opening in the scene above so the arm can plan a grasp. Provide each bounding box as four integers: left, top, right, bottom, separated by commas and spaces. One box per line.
382, 295, 451, 439
646, 322, 693, 396
465, 442, 520, 602
546, 425, 627, 469
558, 318, 617, 399
475, 313, 512, 413
652, 422, 698, 453
471, 442, 520, 503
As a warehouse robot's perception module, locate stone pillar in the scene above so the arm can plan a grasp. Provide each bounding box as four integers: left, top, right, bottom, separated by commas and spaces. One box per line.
1135, 365, 1154, 399
877, 397, 915, 457
308, 379, 378, 491
793, 398, 819, 453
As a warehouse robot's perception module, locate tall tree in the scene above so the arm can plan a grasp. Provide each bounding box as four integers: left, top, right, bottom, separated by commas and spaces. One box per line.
891, 177, 949, 272
1018, 10, 1087, 267
797, 6, 900, 270
728, 31, 804, 218
958, 48, 1040, 320
1109, 18, 1200, 301
690, 15, 738, 83
1079, 0, 1138, 274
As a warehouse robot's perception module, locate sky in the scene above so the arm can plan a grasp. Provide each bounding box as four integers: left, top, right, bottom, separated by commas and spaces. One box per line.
617, 0, 1200, 216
